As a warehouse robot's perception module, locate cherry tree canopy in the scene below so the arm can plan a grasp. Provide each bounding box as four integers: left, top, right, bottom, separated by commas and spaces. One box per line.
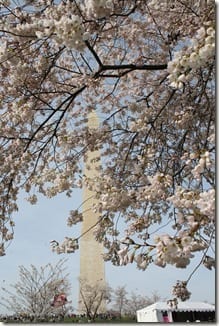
0, 259, 71, 319
0, 0, 215, 300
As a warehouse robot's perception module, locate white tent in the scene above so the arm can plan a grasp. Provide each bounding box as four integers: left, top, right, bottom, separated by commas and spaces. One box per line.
136, 301, 215, 323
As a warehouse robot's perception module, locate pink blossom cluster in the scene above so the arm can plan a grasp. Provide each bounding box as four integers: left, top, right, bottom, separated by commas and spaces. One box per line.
50, 238, 79, 254
172, 281, 191, 301
168, 23, 215, 89
85, 0, 113, 18
154, 234, 194, 268
67, 210, 83, 226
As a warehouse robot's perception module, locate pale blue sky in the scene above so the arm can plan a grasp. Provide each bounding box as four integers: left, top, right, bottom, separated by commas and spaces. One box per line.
0, 190, 215, 315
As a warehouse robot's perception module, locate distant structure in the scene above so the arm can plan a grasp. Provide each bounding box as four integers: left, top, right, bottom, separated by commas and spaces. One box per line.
78, 110, 106, 313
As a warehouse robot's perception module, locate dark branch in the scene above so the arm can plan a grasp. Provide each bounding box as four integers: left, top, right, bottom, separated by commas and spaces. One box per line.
101, 63, 168, 71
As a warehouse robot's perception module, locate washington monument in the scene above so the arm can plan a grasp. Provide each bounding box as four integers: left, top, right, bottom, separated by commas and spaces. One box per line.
78, 109, 106, 313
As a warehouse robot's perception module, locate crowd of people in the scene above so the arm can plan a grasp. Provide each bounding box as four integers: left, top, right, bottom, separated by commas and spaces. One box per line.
0, 311, 136, 323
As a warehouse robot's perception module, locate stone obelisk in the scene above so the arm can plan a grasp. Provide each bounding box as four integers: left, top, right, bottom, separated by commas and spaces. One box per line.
78, 109, 105, 313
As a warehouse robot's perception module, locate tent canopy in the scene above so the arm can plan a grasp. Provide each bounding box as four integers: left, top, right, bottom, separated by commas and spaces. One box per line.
137, 301, 215, 313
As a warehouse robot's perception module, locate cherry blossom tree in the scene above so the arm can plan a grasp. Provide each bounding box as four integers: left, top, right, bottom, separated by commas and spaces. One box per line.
0, 0, 215, 301
78, 278, 111, 320
111, 285, 128, 318
111, 286, 162, 318
124, 290, 163, 317
0, 259, 72, 321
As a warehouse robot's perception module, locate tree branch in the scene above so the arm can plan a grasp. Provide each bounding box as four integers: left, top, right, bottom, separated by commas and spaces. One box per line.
101, 63, 168, 71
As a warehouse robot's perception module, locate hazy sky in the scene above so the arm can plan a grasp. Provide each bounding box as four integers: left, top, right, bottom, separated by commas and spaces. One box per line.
0, 190, 215, 315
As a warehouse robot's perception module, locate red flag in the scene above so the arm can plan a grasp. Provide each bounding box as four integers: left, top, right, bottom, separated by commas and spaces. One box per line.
51, 293, 67, 307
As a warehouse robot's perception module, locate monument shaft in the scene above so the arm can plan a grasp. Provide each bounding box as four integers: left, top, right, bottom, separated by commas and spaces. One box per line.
78, 110, 105, 313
